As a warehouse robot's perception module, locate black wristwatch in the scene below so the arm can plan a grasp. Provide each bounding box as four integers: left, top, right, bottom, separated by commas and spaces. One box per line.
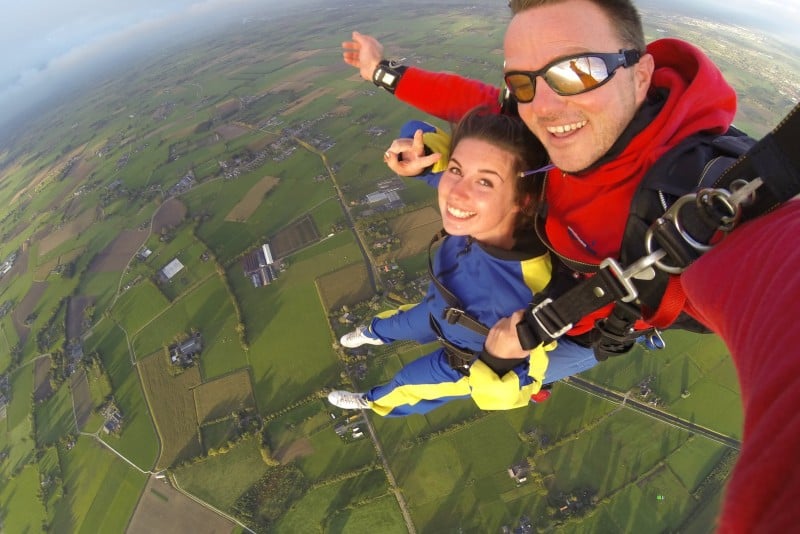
372, 59, 407, 94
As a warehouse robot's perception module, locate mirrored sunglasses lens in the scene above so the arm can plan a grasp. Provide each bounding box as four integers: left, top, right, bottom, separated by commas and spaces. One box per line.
546, 56, 609, 95
505, 74, 536, 103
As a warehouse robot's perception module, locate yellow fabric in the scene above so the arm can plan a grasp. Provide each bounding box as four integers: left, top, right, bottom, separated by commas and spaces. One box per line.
468, 341, 554, 410
374, 303, 418, 319
369, 378, 471, 417
422, 129, 451, 174
520, 253, 552, 294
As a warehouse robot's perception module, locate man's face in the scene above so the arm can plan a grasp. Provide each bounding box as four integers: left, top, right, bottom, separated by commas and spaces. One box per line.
504, 0, 653, 173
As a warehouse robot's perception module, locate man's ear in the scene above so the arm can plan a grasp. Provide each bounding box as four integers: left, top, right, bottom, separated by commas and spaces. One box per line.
634, 52, 655, 104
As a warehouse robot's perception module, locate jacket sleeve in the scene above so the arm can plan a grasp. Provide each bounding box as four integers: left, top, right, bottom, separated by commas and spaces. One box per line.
681, 200, 800, 533
468, 344, 550, 410
395, 66, 502, 123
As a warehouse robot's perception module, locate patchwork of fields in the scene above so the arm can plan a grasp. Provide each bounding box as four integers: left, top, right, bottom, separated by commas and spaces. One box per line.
1, 0, 797, 531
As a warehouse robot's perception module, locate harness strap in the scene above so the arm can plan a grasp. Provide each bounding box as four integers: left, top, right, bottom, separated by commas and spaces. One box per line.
652, 102, 800, 268
592, 301, 645, 361
644, 275, 686, 328
427, 230, 490, 337
429, 315, 474, 376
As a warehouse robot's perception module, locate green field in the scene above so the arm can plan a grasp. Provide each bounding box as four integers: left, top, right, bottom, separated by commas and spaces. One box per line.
173, 436, 270, 511
1, 0, 796, 530
51, 437, 148, 533
34, 383, 77, 446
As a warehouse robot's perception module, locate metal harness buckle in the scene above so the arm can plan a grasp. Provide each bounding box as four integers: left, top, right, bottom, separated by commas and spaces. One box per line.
529, 298, 573, 340
444, 307, 465, 325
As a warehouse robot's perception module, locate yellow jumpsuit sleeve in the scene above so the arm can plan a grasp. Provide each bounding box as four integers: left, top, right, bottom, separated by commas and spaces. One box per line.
422, 129, 451, 174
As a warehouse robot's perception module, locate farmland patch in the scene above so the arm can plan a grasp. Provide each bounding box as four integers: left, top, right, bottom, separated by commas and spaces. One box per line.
33, 247, 85, 281
38, 208, 96, 257
389, 207, 441, 258
215, 123, 251, 141
269, 214, 319, 258
66, 295, 94, 340
33, 355, 53, 403
11, 280, 47, 344
152, 198, 187, 235
316, 262, 372, 311
281, 87, 334, 116
223, 176, 280, 223
194, 369, 256, 424
275, 437, 314, 463
138, 353, 203, 469
88, 229, 149, 273
127, 475, 234, 534
71, 369, 94, 430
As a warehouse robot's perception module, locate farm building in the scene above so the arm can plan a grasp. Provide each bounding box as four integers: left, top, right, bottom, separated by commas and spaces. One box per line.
160, 258, 184, 281
365, 190, 401, 204
242, 244, 277, 288
169, 332, 203, 367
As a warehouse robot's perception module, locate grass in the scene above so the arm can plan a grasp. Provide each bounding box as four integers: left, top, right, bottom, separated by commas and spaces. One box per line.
173, 436, 270, 512
294, 491, 406, 534
193, 369, 255, 424
247, 280, 340, 411
50, 437, 147, 533
0, 463, 47, 533
112, 281, 171, 334
35, 383, 77, 446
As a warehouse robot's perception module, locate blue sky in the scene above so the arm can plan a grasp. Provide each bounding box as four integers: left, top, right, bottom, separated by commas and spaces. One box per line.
0, 0, 797, 129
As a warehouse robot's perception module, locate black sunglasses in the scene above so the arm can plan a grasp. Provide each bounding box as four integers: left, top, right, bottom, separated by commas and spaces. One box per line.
504, 49, 641, 103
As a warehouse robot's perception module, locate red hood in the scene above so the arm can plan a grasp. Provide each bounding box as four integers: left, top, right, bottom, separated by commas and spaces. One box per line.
545, 38, 738, 263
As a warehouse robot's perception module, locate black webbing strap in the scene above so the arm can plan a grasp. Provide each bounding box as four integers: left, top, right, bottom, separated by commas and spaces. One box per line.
652, 102, 800, 265
427, 230, 490, 336
429, 315, 474, 376
516, 260, 631, 349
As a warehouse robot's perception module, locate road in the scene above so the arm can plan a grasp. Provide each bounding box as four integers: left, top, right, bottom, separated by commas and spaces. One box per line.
564, 376, 741, 450
293, 136, 382, 294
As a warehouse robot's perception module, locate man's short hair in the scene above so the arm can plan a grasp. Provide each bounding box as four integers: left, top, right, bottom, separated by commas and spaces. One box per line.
508, 0, 646, 52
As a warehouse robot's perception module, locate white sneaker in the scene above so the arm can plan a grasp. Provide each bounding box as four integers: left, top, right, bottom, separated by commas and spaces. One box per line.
340, 326, 384, 348
328, 390, 370, 410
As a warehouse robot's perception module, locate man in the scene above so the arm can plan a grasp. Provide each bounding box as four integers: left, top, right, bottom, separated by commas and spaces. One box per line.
344, 0, 737, 349
343, 1, 800, 530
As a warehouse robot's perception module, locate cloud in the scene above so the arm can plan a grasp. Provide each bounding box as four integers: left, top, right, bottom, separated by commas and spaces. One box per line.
0, 0, 266, 127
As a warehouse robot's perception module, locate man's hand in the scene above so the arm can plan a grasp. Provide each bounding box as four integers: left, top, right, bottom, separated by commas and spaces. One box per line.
342, 31, 384, 82
485, 310, 529, 359
383, 129, 442, 177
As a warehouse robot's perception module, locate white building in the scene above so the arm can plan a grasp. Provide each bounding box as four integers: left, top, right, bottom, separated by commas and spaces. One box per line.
261, 244, 274, 265
161, 258, 185, 280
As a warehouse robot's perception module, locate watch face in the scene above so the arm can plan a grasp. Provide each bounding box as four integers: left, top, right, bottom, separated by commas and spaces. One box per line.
381, 72, 397, 86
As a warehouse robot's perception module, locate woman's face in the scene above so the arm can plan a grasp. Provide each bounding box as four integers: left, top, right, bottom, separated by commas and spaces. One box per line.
438, 137, 520, 249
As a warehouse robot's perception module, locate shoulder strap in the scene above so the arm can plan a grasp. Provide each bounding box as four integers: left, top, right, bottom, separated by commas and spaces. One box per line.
427, 230, 490, 336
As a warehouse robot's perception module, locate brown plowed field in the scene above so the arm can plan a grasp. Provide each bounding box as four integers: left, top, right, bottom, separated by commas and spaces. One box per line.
33, 355, 54, 403
88, 229, 149, 273
11, 280, 47, 344
153, 198, 187, 234
127, 475, 234, 534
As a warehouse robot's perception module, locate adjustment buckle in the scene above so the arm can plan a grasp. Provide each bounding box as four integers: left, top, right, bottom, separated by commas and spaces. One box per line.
529, 298, 572, 340
598, 252, 665, 303
443, 307, 465, 325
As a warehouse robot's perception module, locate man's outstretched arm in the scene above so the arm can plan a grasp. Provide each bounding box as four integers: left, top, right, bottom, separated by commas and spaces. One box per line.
342, 31, 502, 123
